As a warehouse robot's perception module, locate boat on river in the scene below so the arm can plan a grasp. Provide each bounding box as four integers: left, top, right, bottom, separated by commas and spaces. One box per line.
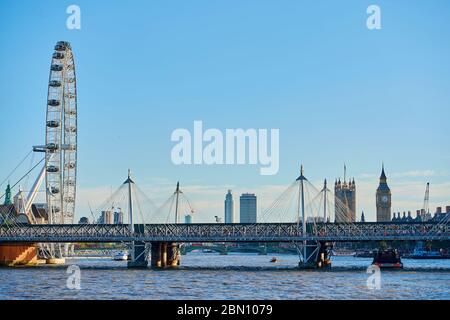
405, 247, 450, 259
113, 251, 130, 261
372, 249, 403, 269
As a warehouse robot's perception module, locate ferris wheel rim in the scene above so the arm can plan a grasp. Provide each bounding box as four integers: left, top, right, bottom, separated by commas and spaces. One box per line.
44, 41, 77, 224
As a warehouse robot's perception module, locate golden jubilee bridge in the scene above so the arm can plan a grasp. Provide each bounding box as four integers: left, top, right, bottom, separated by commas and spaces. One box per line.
0, 221, 448, 243
1, 167, 449, 269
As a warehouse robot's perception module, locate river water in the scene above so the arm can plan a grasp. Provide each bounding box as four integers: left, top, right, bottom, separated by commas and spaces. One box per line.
0, 253, 449, 300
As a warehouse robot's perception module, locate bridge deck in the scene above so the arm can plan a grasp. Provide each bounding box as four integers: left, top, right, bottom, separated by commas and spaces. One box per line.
0, 222, 448, 243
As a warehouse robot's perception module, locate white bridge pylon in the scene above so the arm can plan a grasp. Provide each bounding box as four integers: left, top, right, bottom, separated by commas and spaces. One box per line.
91, 170, 157, 225
256, 165, 358, 267
95, 164, 353, 230
259, 165, 354, 225
93, 171, 196, 227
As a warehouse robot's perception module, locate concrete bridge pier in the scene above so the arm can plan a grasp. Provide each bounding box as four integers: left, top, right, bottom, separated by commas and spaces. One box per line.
127, 241, 148, 268
316, 241, 332, 268
150, 242, 180, 268
167, 242, 180, 267
161, 242, 167, 267
150, 242, 162, 268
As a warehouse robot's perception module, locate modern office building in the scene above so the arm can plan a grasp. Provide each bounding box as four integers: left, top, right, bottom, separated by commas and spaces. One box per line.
240, 193, 257, 223
224, 190, 235, 223
100, 210, 113, 224
114, 209, 124, 224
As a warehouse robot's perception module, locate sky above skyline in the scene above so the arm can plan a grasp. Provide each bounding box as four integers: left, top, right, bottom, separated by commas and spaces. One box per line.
1, 0, 450, 222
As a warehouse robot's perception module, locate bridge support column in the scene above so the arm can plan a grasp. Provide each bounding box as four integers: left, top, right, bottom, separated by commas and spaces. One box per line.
150, 242, 168, 269
297, 241, 332, 269
150, 242, 179, 268
161, 242, 168, 267
167, 242, 180, 267
127, 241, 148, 268
316, 241, 332, 269
150, 242, 162, 268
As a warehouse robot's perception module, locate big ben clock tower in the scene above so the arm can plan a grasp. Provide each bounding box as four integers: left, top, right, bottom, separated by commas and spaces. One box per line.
376, 164, 391, 222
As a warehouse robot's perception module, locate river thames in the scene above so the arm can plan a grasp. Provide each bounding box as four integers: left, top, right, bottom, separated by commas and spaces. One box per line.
0, 253, 449, 300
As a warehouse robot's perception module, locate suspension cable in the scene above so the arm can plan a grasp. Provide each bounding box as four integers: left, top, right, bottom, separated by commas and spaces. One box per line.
0, 157, 45, 201
0, 150, 33, 190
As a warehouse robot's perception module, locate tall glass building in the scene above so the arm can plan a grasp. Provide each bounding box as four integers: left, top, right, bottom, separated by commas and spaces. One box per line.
240, 193, 257, 223
224, 190, 235, 223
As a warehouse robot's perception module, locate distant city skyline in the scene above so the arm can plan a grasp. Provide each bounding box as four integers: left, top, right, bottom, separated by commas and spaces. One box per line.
1, 157, 449, 224
0, 1, 449, 223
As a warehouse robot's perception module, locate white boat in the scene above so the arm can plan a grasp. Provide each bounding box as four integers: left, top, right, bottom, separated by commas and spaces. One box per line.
113, 251, 129, 261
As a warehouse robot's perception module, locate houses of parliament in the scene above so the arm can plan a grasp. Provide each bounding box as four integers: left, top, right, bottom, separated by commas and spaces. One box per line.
334, 165, 391, 223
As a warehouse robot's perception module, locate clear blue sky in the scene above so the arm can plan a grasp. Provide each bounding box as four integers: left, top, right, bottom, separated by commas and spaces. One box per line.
1, 0, 449, 221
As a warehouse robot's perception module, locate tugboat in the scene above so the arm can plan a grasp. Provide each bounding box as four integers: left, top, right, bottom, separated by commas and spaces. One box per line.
372, 249, 403, 269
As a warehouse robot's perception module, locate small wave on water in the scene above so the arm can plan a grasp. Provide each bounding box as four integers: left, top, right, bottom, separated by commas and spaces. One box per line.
38, 255, 450, 273
5, 255, 449, 274
168, 265, 450, 273
15, 265, 450, 273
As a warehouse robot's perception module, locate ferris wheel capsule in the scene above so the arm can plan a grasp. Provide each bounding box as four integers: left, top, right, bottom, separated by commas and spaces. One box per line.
50, 64, 63, 72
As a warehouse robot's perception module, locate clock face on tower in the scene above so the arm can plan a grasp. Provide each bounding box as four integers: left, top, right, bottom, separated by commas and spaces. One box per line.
381, 195, 389, 203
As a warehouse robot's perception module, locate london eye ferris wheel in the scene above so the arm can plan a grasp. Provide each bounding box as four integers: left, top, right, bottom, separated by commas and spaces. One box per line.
34, 41, 77, 224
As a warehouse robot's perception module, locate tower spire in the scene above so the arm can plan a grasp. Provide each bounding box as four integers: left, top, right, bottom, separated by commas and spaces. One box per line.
344, 163, 347, 182
296, 164, 307, 181
380, 163, 387, 181
124, 168, 134, 184
4, 183, 12, 205
174, 181, 181, 224
376, 163, 391, 222
126, 169, 134, 231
